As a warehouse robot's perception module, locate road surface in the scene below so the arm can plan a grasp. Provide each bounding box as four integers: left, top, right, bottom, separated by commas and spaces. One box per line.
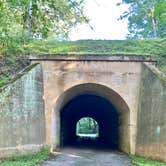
41, 147, 133, 166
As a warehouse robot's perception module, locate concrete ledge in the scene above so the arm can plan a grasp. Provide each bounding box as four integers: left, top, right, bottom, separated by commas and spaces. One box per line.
29, 54, 156, 62
0, 144, 45, 158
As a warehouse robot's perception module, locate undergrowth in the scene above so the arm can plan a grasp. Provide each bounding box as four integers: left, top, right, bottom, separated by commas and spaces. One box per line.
0, 147, 50, 166
0, 38, 166, 88
130, 155, 166, 166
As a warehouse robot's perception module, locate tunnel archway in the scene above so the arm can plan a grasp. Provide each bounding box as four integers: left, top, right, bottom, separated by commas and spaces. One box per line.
76, 117, 99, 147
60, 94, 119, 149
53, 83, 130, 153
76, 117, 99, 137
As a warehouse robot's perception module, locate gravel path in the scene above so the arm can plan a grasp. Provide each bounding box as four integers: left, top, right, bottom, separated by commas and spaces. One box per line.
42, 147, 133, 166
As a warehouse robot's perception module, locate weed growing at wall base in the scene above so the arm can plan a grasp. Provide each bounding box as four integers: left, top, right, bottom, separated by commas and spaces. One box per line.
0, 147, 50, 166
130, 155, 166, 166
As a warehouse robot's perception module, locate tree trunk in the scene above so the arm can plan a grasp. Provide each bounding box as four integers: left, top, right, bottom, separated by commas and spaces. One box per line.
151, 7, 158, 38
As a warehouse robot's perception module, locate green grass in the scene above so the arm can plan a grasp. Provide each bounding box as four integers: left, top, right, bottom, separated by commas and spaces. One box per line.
0, 38, 166, 88
0, 148, 50, 166
2, 37, 166, 57
0, 75, 12, 88
21, 38, 166, 56
15, 38, 166, 73
130, 155, 166, 166
29, 39, 166, 73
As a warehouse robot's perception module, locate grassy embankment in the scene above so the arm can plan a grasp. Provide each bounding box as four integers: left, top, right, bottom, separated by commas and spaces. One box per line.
0, 39, 166, 88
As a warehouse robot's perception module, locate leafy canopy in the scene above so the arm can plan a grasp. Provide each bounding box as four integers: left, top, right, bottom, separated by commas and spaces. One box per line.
118, 0, 166, 38
0, 0, 87, 54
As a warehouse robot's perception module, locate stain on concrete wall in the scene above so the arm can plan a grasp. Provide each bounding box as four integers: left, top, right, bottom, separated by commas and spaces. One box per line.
136, 63, 166, 162
33, 60, 142, 154
0, 64, 46, 157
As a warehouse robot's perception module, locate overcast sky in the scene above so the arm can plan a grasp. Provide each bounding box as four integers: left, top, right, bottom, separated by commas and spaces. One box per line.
69, 0, 129, 40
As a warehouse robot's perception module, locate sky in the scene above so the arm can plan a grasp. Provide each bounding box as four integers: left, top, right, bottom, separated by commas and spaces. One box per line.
69, 0, 129, 40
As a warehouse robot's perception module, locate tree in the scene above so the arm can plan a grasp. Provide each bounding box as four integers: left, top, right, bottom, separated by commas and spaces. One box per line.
5, 0, 87, 38
0, 0, 87, 44
118, 0, 166, 38
0, 1, 18, 54
0, 0, 88, 55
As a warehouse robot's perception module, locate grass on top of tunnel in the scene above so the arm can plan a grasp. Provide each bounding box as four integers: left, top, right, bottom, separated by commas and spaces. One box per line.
0, 147, 50, 166
4, 38, 166, 75
130, 155, 166, 166
20, 38, 166, 56
0, 38, 166, 88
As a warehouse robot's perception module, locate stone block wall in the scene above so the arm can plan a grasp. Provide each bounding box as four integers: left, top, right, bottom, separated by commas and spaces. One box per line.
136, 63, 166, 162
0, 64, 46, 158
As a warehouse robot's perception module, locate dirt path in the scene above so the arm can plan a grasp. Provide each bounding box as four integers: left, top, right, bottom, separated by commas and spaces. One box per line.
42, 147, 133, 166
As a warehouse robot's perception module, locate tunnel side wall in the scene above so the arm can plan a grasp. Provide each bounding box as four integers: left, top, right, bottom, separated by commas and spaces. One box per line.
136, 63, 166, 162
0, 64, 46, 158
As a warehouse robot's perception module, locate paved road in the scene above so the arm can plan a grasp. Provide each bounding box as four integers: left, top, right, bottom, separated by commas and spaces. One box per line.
42, 147, 133, 166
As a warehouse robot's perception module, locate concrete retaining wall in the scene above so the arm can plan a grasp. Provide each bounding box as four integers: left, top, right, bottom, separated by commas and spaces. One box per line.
136, 63, 166, 162
0, 64, 46, 158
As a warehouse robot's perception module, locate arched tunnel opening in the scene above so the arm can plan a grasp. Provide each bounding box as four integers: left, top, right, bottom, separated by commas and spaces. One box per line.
60, 94, 119, 149
76, 117, 99, 146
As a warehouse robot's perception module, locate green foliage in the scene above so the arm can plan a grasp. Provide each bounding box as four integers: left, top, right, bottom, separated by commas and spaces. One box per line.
0, 0, 88, 87
119, 0, 166, 38
0, 39, 165, 88
0, 75, 11, 88
19, 39, 166, 74
0, 147, 50, 166
6, 38, 165, 56
0, 0, 87, 56
130, 155, 166, 166
1, 0, 87, 38
76, 117, 99, 135
0, 1, 17, 55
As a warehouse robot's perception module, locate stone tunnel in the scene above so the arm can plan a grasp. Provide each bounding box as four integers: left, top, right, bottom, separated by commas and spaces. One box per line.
0, 54, 165, 162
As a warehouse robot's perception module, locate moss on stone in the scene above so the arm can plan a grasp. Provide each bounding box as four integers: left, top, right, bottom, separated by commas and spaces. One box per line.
143, 63, 166, 85
0, 63, 39, 91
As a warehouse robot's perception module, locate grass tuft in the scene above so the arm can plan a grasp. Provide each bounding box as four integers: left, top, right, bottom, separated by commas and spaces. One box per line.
130, 155, 166, 166
0, 147, 50, 166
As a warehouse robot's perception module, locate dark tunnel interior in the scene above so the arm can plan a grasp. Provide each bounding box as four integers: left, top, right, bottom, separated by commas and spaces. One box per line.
60, 94, 119, 149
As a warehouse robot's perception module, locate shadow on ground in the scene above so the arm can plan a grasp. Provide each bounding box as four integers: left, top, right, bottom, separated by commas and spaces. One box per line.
41, 142, 133, 166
